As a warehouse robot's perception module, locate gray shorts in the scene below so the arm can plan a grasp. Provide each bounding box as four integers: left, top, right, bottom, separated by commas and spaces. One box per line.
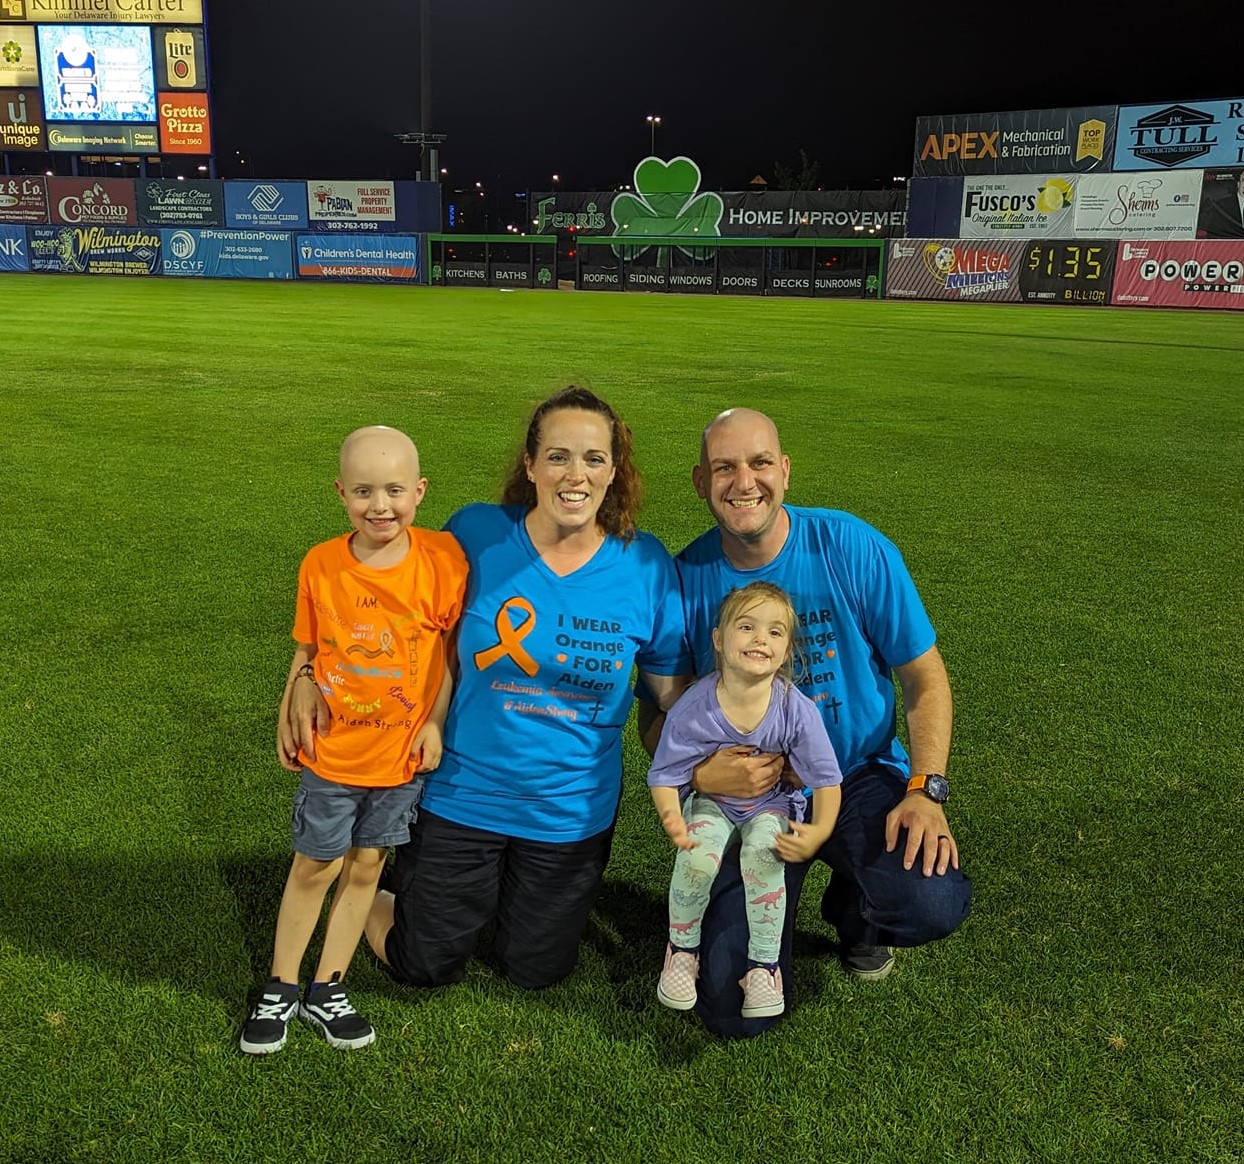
291, 767, 424, 860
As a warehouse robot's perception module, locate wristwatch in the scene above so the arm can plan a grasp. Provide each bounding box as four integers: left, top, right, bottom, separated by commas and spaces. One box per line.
907, 772, 950, 804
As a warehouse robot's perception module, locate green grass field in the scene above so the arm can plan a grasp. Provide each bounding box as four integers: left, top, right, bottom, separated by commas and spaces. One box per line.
3, 274, 1241, 1163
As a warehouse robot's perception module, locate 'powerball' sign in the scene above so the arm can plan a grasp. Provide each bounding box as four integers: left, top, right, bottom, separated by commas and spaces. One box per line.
295, 234, 421, 281
224, 181, 308, 230
161, 229, 294, 278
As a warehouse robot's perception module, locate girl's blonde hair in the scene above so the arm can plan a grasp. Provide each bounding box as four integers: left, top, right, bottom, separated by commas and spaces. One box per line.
713, 581, 801, 683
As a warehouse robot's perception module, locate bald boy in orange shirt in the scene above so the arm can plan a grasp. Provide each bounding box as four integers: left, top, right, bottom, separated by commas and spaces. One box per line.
241, 426, 467, 1055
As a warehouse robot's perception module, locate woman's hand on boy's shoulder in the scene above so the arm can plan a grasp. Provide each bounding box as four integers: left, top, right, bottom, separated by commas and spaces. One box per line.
281, 676, 332, 767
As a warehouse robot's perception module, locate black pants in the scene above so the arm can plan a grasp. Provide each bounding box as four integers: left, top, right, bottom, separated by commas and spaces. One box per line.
386, 810, 612, 989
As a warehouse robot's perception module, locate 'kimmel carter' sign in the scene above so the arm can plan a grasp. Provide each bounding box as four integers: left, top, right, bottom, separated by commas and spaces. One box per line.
0, 0, 204, 24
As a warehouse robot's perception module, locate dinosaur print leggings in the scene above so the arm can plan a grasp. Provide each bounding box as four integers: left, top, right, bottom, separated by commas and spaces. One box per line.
667, 794, 788, 965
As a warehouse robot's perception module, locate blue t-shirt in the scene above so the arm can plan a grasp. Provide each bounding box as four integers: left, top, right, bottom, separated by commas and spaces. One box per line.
675, 505, 936, 779
421, 504, 692, 842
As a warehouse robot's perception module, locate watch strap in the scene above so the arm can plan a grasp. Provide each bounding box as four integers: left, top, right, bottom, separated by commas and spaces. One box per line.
907, 772, 948, 800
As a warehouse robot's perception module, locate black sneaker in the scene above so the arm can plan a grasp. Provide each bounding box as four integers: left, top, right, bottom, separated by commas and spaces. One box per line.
240, 978, 301, 1055
299, 972, 376, 1050
842, 943, 896, 981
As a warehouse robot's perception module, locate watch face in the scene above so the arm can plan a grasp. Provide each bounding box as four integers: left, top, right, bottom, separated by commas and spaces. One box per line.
925, 774, 950, 803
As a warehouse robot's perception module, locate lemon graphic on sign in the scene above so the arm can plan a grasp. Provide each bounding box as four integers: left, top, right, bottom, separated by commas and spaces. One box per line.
1036, 178, 1073, 214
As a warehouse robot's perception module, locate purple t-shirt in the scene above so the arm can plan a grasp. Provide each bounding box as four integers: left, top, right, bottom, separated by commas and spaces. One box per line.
647, 673, 843, 825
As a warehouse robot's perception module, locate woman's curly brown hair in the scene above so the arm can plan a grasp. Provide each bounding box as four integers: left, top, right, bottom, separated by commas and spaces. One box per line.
500, 386, 642, 541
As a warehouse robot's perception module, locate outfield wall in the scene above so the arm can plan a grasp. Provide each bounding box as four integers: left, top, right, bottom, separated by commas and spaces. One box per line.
897, 98, 1244, 310
908, 168, 1242, 243
886, 238, 1244, 311
0, 175, 439, 282
908, 99, 1244, 245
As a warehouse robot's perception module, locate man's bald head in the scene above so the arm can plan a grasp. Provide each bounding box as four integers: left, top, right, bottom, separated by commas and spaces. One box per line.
693, 407, 791, 561
699, 408, 783, 465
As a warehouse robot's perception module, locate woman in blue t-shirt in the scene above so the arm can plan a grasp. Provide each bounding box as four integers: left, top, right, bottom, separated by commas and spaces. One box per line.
285, 387, 690, 990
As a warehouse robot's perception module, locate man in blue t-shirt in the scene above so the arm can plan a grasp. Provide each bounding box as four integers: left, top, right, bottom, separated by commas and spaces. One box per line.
640, 407, 972, 1038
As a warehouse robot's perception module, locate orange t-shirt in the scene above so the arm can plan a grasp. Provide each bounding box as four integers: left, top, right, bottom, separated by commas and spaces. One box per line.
292, 528, 468, 787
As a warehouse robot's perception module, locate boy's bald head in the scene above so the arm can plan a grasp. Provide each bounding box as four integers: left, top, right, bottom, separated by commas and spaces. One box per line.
339, 425, 420, 479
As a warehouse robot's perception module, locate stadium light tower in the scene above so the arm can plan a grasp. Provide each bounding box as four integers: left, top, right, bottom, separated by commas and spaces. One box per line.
395, 0, 444, 180
646, 114, 662, 156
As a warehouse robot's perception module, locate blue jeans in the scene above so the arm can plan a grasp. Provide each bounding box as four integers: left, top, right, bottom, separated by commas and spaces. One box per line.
695, 763, 973, 1039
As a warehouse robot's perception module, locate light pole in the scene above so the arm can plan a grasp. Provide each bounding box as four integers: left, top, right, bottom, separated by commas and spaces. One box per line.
646, 114, 661, 156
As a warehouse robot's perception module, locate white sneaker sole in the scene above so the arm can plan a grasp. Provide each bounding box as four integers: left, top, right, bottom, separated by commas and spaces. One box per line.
300, 1008, 376, 1050
656, 983, 697, 1011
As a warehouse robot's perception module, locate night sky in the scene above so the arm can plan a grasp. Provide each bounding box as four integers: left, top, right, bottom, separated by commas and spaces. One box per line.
204, 0, 1236, 196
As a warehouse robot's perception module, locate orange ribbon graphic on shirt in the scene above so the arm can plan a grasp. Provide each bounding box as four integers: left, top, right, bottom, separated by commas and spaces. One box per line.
473, 597, 538, 677
346, 630, 396, 659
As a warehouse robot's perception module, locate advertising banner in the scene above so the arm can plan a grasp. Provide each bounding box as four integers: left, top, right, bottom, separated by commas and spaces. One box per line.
439, 261, 487, 286
624, 266, 669, 292
1113, 100, 1244, 171
578, 265, 622, 290
767, 271, 815, 296
294, 234, 421, 281
885, 238, 1027, 302
137, 177, 221, 226
489, 263, 538, 288
0, 174, 47, 222
225, 181, 308, 230
48, 122, 157, 152
157, 90, 208, 153
306, 180, 419, 233
0, 87, 45, 149
28, 223, 159, 274
0, 25, 38, 87
815, 252, 875, 298
160, 228, 294, 279
1112, 239, 1244, 310
1, 1, 204, 24
532, 187, 907, 239
905, 176, 964, 240
1073, 172, 1201, 239
37, 24, 157, 123
913, 107, 1116, 177
1018, 240, 1116, 305
48, 176, 137, 225
153, 26, 204, 90
960, 175, 1076, 238
0, 222, 29, 270
718, 190, 907, 238
666, 268, 716, 293
1196, 169, 1244, 239
717, 268, 763, 295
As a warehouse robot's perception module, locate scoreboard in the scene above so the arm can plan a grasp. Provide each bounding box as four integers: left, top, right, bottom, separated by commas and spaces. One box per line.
0, 0, 209, 156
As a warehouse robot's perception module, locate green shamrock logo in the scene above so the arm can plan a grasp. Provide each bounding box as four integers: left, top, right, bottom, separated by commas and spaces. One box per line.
610, 156, 723, 259
866, 273, 879, 295
537, 266, 552, 285
2, 40, 20, 64
431, 263, 442, 283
